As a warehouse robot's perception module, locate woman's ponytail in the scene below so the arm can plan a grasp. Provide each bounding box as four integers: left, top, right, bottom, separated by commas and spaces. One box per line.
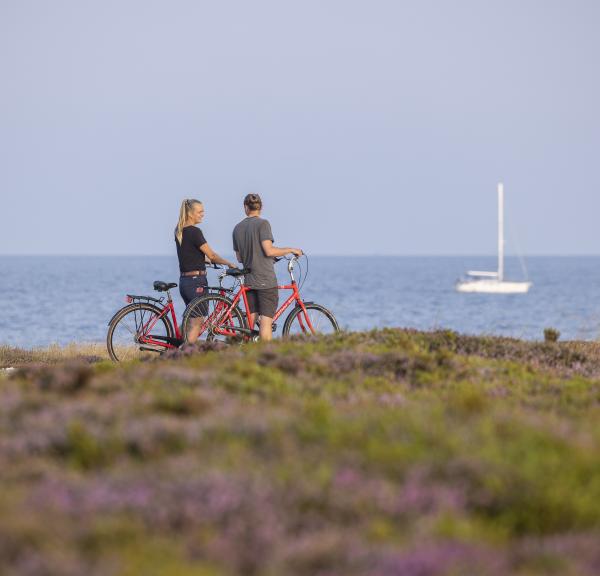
175, 199, 202, 245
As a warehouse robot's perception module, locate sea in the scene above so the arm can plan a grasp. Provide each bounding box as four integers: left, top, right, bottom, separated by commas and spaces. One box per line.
1, 255, 599, 348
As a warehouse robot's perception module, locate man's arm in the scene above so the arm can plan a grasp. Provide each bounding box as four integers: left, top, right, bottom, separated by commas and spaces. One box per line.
231, 230, 243, 266
261, 239, 302, 258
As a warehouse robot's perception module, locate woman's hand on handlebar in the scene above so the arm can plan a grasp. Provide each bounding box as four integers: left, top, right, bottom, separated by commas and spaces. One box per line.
208, 262, 237, 270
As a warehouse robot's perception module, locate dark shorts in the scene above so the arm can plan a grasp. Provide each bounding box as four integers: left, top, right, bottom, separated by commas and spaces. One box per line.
179, 275, 208, 306
247, 288, 278, 318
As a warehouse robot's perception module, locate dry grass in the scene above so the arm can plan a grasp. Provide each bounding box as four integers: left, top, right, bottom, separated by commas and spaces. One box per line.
0, 343, 109, 368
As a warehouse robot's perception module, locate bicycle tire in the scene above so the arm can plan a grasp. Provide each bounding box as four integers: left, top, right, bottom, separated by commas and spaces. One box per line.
282, 303, 339, 337
182, 294, 247, 344
107, 303, 174, 362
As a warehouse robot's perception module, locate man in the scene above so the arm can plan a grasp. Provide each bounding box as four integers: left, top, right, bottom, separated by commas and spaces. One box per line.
232, 194, 302, 341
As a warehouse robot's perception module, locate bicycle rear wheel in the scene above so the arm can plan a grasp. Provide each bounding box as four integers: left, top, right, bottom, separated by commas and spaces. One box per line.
182, 294, 247, 344
282, 303, 339, 337
107, 303, 174, 362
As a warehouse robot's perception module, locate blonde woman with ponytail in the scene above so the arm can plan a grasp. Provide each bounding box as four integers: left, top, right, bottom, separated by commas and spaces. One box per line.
175, 199, 237, 342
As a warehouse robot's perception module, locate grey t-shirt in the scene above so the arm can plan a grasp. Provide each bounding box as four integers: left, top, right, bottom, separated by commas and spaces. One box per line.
232, 217, 278, 289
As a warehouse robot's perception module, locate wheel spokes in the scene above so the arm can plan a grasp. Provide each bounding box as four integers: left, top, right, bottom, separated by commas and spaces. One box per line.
287, 306, 338, 337
110, 307, 169, 360
184, 297, 244, 344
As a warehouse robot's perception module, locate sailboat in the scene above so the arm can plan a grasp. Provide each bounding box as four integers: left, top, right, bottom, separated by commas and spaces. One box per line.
456, 183, 532, 294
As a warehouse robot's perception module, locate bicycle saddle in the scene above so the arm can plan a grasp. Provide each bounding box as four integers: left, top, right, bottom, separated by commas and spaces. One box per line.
225, 268, 250, 277
153, 281, 178, 292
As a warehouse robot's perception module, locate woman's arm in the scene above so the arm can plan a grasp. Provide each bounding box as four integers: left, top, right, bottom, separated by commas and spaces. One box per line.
200, 243, 237, 268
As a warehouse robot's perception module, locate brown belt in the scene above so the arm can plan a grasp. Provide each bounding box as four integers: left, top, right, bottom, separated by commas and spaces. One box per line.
181, 270, 207, 277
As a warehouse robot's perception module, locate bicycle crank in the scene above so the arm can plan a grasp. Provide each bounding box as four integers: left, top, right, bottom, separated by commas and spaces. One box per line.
139, 344, 165, 353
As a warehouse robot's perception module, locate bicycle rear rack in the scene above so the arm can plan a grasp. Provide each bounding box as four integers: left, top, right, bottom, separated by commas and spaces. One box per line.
126, 294, 165, 305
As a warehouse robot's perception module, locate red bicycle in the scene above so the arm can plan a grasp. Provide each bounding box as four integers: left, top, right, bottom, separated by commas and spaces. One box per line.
181, 255, 339, 342
106, 281, 183, 362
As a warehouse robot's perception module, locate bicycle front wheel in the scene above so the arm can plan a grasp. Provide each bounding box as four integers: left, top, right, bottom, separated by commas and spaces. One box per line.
282, 303, 339, 337
182, 294, 247, 344
107, 303, 174, 362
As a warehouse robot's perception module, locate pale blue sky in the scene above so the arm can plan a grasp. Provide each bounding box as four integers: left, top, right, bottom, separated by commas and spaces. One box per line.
0, 0, 598, 256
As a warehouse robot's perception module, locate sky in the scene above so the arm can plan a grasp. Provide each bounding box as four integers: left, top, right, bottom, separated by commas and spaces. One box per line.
0, 0, 598, 256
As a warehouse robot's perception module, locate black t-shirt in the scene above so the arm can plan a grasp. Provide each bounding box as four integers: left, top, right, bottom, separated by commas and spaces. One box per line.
176, 226, 207, 273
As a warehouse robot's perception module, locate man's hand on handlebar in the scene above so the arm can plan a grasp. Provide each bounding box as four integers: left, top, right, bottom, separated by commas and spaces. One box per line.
274, 250, 304, 263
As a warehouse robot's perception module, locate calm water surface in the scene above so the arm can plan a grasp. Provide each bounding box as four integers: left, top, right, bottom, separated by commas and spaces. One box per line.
1, 256, 599, 348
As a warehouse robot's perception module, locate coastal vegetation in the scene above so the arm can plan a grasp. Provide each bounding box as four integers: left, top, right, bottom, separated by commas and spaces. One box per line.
0, 343, 108, 367
1, 329, 599, 575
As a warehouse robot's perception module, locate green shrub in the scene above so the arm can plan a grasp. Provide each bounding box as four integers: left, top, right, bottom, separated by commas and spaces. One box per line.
544, 328, 561, 343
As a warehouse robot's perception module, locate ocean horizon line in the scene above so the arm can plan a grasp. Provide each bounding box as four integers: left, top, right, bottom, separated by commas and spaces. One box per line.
1, 253, 600, 259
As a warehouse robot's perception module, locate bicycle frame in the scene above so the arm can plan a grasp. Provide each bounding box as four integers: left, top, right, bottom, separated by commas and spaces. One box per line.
208, 260, 315, 338
127, 290, 182, 348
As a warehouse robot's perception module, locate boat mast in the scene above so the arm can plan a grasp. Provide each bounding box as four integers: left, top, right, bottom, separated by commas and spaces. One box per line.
498, 182, 504, 282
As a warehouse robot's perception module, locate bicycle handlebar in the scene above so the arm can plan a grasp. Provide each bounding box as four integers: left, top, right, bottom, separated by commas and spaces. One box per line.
214, 254, 304, 283
274, 253, 302, 262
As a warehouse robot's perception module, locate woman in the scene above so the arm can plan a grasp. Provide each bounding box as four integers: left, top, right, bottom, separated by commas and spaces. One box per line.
175, 199, 236, 342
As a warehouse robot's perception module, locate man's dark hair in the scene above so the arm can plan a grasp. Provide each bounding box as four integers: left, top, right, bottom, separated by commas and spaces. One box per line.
244, 193, 262, 211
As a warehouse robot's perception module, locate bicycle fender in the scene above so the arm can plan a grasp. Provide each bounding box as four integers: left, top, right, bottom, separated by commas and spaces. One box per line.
107, 303, 164, 326
282, 302, 316, 332
284, 301, 315, 318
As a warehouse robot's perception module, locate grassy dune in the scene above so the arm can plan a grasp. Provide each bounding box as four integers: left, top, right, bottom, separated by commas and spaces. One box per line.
1, 330, 600, 575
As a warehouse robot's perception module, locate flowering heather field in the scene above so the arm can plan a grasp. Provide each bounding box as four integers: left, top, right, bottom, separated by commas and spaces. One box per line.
1, 329, 600, 575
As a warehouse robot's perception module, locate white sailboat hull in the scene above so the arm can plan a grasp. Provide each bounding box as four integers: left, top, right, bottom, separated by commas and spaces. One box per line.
456, 279, 532, 294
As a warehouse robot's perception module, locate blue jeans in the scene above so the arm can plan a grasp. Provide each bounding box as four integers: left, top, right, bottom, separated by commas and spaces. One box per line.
179, 275, 208, 306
